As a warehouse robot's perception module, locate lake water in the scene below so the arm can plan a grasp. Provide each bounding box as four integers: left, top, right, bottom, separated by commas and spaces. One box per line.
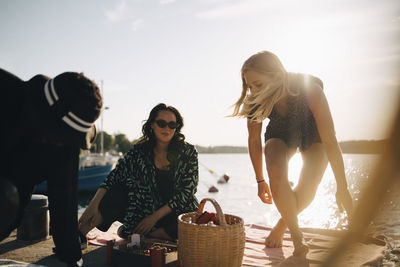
78, 153, 400, 236
195, 153, 400, 236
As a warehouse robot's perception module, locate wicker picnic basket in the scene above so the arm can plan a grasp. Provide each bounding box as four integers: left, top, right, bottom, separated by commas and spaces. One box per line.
178, 198, 245, 267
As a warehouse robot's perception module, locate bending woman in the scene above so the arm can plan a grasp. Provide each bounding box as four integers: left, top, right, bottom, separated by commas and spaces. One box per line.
79, 103, 199, 241
231, 51, 353, 255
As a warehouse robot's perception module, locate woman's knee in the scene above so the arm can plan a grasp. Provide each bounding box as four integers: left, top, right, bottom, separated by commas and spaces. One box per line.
294, 145, 329, 211
266, 162, 287, 182
302, 143, 328, 166
264, 139, 291, 180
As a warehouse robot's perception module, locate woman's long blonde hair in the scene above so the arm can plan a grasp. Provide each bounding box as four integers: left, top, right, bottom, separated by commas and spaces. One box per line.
231, 51, 297, 122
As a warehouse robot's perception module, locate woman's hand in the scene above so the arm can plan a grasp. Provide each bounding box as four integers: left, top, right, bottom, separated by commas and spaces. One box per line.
133, 214, 158, 235
258, 181, 273, 204
335, 186, 353, 219
78, 204, 103, 235
78, 187, 107, 234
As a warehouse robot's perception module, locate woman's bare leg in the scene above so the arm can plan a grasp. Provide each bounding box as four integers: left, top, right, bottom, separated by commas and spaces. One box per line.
295, 143, 328, 210
265, 143, 328, 253
264, 138, 307, 254
264, 139, 296, 248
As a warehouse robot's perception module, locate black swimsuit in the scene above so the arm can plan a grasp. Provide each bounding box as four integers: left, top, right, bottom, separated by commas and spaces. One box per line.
155, 168, 174, 202
264, 74, 323, 151
154, 168, 178, 239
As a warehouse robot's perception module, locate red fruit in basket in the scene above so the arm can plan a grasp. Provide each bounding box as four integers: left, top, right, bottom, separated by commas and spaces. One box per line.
196, 211, 217, 224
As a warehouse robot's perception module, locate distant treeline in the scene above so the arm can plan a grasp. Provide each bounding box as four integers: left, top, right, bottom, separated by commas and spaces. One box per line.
338, 139, 388, 154
94, 131, 387, 155
195, 145, 248, 154
91, 131, 134, 154
195, 140, 388, 154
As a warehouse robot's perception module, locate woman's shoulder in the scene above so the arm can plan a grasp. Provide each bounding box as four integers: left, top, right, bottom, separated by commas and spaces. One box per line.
288, 72, 324, 93
124, 142, 151, 157
182, 141, 196, 150
180, 141, 198, 155
289, 74, 326, 111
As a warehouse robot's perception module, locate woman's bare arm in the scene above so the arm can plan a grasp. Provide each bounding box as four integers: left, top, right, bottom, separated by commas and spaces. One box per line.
248, 119, 272, 204
307, 84, 353, 217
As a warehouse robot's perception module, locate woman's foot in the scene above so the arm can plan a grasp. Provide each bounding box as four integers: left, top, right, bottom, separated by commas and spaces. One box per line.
292, 231, 309, 256
265, 219, 287, 248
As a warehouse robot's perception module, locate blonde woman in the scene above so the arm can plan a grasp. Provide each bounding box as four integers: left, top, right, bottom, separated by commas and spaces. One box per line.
232, 51, 353, 255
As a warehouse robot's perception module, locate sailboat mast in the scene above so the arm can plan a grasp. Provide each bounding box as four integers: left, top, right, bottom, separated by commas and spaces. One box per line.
100, 80, 104, 155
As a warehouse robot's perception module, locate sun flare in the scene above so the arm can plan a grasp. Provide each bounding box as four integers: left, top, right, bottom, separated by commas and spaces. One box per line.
277, 24, 340, 76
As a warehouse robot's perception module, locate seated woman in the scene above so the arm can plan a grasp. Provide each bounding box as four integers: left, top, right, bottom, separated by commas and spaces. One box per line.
78, 103, 199, 241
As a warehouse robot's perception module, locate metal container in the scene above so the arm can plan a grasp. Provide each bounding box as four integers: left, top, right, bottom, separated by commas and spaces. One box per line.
17, 194, 49, 241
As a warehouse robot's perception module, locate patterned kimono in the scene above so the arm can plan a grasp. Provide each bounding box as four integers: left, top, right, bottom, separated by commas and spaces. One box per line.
100, 141, 199, 237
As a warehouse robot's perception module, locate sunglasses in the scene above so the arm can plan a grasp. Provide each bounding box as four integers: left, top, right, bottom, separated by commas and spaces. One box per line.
155, 119, 179, 129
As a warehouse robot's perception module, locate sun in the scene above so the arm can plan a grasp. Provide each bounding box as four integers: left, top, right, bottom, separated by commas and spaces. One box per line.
276, 24, 339, 77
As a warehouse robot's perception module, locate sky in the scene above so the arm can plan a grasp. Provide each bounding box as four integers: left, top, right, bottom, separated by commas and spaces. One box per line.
1, 0, 399, 146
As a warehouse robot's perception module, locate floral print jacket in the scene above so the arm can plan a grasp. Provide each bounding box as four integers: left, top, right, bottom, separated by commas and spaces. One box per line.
100, 141, 199, 237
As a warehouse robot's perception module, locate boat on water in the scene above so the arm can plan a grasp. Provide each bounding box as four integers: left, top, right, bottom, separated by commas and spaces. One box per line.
34, 153, 120, 193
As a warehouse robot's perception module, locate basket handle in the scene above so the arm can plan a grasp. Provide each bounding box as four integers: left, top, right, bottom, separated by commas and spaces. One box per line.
197, 198, 227, 226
